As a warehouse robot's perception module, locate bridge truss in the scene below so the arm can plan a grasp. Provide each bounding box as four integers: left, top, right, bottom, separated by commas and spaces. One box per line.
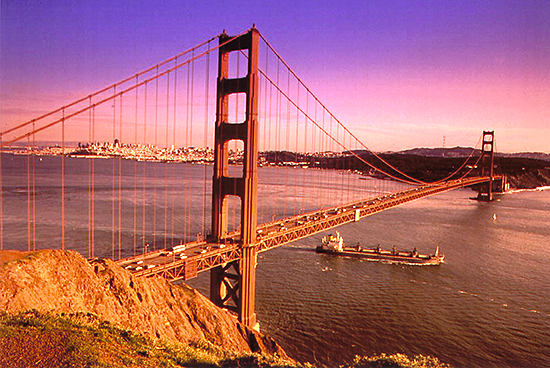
120, 175, 501, 280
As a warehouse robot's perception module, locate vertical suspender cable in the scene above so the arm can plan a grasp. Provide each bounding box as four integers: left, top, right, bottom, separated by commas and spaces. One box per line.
189, 51, 195, 239
32, 124, 36, 250
294, 79, 299, 215
233, 52, 240, 233
332, 116, 339, 207
284, 69, 290, 217
0, 134, 3, 250
203, 44, 210, 238
91, 105, 95, 257
332, 116, 337, 207
335, 116, 340, 204
61, 107, 65, 250
133, 76, 138, 256
88, 97, 92, 258
142, 83, 148, 254
349, 134, 353, 202
257, 74, 263, 222
27, 136, 31, 251
313, 103, 318, 209
275, 61, 281, 220
303, 93, 309, 212
164, 72, 170, 250
261, 44, 269, 224
321, 107, 326, 207
190, 50, 195, 163
112, 88, 116, 258
184, 61, 190, 243
189, 51, 195, 238
154, 68, 159, 250
336, 117, 343, 205
172, 59, 178, 246
267, 65, 273, 221
328, 114, 333, 207
346, 133, 351, 203
118, 93, 123, 259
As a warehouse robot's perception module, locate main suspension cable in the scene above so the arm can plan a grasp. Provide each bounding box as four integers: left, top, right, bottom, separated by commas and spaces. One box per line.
258, 33, 424, 184
259, 31, 484, 186
4, 30, 250, 145
3, 35, 219, 138
258, 68, 420, 185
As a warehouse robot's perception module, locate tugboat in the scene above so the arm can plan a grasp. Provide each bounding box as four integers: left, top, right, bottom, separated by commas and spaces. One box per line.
316, 232, 444, 265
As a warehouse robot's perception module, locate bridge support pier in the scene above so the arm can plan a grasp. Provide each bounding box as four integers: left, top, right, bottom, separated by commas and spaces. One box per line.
209, 246, 257, 327
209, 28, 260, 328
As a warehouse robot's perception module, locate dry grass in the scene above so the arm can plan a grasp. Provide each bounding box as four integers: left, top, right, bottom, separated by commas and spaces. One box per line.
0, 311, 451, 368
345, 354, 452, 368
0, 250, 36, 266
0, 310, 295, 368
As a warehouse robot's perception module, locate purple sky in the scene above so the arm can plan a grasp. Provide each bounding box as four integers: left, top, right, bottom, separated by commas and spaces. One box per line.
2, 0, 549, 152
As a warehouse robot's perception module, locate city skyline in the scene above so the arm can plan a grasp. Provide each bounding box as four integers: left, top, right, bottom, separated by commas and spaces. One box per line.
1, 0, 549, 153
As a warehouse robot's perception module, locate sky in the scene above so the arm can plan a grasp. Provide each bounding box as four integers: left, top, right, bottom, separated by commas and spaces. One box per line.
1, 0, 549, 153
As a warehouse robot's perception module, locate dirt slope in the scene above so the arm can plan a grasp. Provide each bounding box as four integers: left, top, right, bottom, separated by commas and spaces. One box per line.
0, 249, 288, 360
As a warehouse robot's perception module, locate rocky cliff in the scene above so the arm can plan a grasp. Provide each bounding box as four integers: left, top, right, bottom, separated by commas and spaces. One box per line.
0, 249, 289, 361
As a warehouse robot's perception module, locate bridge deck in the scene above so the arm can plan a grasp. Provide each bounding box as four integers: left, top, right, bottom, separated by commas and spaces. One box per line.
115, 176, 499, 281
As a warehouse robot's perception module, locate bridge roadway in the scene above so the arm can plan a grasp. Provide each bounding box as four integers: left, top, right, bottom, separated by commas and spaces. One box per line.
116, 176, 498, 281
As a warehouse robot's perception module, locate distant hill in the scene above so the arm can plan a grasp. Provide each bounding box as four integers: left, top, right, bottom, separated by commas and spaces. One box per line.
497, 152, 550, 161
398, 147, 550, 162
397, 147, 479, 157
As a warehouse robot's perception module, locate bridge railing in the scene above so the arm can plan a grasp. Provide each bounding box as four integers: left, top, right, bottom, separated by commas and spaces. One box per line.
121, 175, 499, 281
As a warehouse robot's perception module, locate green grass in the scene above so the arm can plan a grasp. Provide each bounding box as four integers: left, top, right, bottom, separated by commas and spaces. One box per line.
0, 310, 451, 368
347, 354, 451, 368
0, 310, 294, 368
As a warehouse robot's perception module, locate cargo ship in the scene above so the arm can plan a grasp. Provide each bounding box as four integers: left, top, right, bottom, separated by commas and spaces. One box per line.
316, 232, 445, 265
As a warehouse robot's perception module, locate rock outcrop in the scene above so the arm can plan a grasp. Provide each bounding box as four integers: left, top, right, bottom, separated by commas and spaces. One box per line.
0, 249, 289, 360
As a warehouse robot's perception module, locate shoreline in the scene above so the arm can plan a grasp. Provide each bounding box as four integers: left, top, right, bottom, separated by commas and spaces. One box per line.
2, 146, 549, 190
504, 185, 550, 194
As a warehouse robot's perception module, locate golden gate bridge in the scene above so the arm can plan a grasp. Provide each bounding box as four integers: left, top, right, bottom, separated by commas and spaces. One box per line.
0, 26, 505, 328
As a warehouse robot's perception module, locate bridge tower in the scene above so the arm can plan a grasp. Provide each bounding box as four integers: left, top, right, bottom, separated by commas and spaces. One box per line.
209, 28, 259, 328
477, 130, 495, 201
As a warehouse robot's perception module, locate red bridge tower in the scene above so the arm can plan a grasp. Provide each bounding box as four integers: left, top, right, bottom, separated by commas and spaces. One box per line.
477, 130, 495, 201
209, 28, 260, 328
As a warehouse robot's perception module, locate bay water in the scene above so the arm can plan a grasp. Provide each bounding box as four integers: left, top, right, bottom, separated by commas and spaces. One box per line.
2, 154, 549, 367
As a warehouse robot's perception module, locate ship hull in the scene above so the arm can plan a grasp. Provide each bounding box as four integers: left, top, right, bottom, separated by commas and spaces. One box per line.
315, 246, 444, 265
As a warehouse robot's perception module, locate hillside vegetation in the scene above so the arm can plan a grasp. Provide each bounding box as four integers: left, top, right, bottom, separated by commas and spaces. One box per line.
0, 311, 450, 368
263, 150, 550, 189
0, 250, 451, 368
0, 310, 291, 368
0, 250, 288, 360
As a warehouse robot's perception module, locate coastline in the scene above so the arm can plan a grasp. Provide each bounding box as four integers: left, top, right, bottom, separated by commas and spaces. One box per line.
2, 144, 549, 190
